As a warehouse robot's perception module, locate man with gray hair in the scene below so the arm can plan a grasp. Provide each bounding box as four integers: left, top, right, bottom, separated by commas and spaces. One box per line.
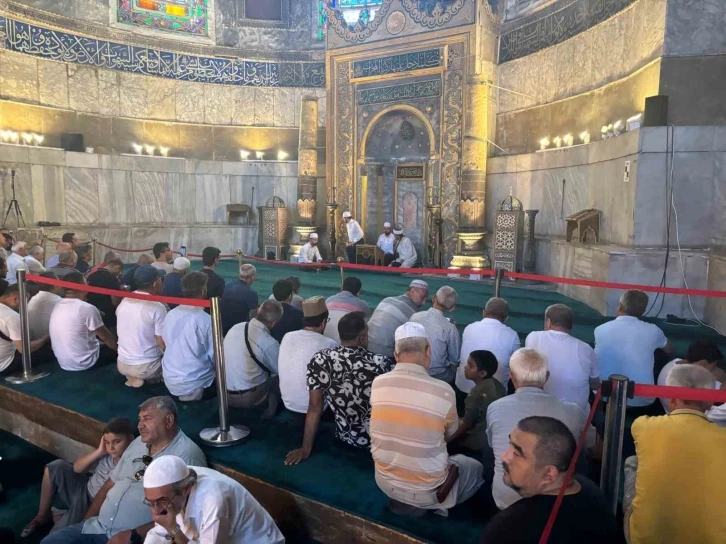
486, 347, 588, 510
49, 250, 79, 279
224, 299, 282, 419
410, 285, 460, 383
367, 279, 428, 357
221, 263, 259, 335
457, 297, 521, 393
370, 322, 483, 516
24, 245, 47, 274
595, 289, 673, 412
6, 240, 28, 284
41, 396, 206, 544
525, 304, 600, 411
623, 364, 726, 544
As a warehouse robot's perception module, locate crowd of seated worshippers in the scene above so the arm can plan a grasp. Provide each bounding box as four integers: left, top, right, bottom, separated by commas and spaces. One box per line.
2, 236, 726, 543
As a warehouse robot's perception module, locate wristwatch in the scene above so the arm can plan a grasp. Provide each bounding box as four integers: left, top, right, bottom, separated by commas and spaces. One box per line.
129, 529, 142, 544
165, 525, 182, 542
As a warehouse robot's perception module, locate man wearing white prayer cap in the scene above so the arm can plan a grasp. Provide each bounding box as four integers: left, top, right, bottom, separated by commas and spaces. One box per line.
297, 232, 323, 264
376, 222, 396, 265
367, 279, 429, 357
342, 211, 365, 263
389, 224, 418, 268
143, 456, 284, 544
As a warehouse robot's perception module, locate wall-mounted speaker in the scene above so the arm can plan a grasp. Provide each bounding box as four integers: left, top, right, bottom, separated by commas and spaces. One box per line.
643, 96, 669, 127
61, 133, 84, 152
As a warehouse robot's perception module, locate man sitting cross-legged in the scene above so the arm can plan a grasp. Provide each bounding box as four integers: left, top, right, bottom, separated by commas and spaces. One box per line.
41, 396, 206, 544
0, 282, 49, 374
162, 272, 216, 402
285, 311, 393, 465
22, 418, 136, 537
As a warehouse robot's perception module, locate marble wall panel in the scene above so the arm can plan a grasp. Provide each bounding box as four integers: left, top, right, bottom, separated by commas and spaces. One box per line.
231, 86, 256, 126
175, 81, 206, 124
68, 65, 99, 114
538, 48, 558, 105
273, 88, 296, 127
88, 226, 134, 264
633, 152, 668, 247
119, 73, 149, 119
132, 171, 167, 223
315, 89, 326, 128
129, 227, 191, 258
569, 32, 593, 97
204, 85, 234, 126
705, 254, 726, 332
98, 170, 133, 224
195, 174, 231, 223
254, 88, 275, 126
36, 165, 65, 223
713, 153, 726, 242
669, 152, 715, 247
641, 0, 667, 58
147, 78, 177, 122
37, 59, 69, 109
554, 41, 575, 101
63, 167, 99, 224
664, 0, 726, 56
165, 173, 197, 224
1, 51, 39, 103
497, 61, 521, 113
189, 227, 246, 256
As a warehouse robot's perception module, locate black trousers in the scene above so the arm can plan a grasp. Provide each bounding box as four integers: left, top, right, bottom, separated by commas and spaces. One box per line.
345, 241, 362, 263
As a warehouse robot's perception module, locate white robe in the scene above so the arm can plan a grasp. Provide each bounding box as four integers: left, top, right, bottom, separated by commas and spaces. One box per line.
393, 237, 417, 267
298, 242, 322, 263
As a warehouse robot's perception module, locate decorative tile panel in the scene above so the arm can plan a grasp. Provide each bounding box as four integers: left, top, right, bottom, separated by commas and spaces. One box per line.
116, 0, 211, 38
357, 79, 441, 106
352, 48, 441, 79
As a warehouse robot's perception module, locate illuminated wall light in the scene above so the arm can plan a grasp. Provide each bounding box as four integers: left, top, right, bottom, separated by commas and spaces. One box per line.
9, 131, 18, 144
277, 150, 288, 160
132, 143, 143, 155
144, 145, 155, 156
255, 151, 265, 160
627, 113, 642, 131
33, 134, 44, 146
21, 132, 33, 145
0, 130, 10, 143
601, 125, 609, 139
580, 131, 591, 144
553, 136, 562, 148
563, 134, 574, 147
159, 146, 169, 157
240, 149, 250, 160
539, 137, 550, 151
613, 120, 624, 136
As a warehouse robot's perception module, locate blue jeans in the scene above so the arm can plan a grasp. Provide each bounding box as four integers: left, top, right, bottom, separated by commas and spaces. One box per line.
41, 523, 108, 544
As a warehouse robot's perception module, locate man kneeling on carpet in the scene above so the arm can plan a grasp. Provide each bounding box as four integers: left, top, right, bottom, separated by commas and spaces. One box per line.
22, 418, 136, 537
142, 456, 284, 543
41, 396, 206, 544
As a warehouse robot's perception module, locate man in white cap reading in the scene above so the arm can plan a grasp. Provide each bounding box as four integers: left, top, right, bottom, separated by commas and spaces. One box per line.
389, 224, 417, 268
376, 222, 396, 266
367, 280, 428, 357
342, 211, 364, 263
297, 232, 323, 264
143, 455, 283, 543
370, 322, 484, 516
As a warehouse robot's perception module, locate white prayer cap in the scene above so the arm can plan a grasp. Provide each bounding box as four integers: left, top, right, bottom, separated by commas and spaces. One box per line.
393, 223, 404, 235
383, 222, 391, 228
173, 257, 191, 271
395, 322, 428, 343
409, 279, 429, 290
342, 211, 352, 218
309, 233, 319, 239
143, 455, 190, 489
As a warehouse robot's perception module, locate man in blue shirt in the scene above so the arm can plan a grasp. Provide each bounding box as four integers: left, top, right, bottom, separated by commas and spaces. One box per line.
160, 257, 190, 309
220, 264, 259, 335
270, 279, 303, 343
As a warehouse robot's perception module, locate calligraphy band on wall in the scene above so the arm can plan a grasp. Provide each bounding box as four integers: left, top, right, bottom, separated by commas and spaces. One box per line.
351, 48, 443, 81
396, 164, 425, 181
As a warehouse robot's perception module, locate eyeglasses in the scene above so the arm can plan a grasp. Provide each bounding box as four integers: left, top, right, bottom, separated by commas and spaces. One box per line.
326, 317, 331, 323
143, 492, 179, 510
133, 455, 153, 481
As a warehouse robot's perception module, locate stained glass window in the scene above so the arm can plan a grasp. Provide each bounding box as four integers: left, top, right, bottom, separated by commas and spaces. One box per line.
329, 0, 383, 27
117, 0, 210, 37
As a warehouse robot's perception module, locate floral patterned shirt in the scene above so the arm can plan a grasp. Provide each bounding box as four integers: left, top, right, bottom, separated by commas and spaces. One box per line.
307, 345, 394, 448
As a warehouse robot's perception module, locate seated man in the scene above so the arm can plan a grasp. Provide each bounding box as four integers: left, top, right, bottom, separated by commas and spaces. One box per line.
0, 282, 48, 373
297, 233, 323, 264
121, 254, 154, 291
269, 278, 303, 343
6, 241, 28, 284
343, 211, 365, 263
370, 322, 484, 515
268, 276, 304, 308
486, 348, 589, 510
142, 456, 283, 543
200, 246, 225, 300
367, 279, 428, 357
46, 241, 72, 269
160, 257, 190, 309
41, 396, 207, 544
22, 417, 136, 537
24, 245, 47, 274
324, 276, 371, 344
49, 250, 79, 279
480, 417, 621, 543
87, 259, 124, 330
28, 272, 62, 341
49, 272, 117, 371
624, 364, 726, 544
279, 296, 337, 415
151, 242, 174, 274
221, 264, 258, 335
377, 222, 396, 266
116, 266, 167, 388
224, 300, 282, 419
389, 224, 417, 268
75, 244, 92, 274
88, 250, 121, 276
162, 272, 216, 402
525, 304, 600, 411
285, 311, 394, 465
410, 285, 460, 383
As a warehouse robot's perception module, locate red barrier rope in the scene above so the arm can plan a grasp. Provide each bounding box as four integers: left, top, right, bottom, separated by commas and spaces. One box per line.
632, 383, 726, 403
26, 274, 210, 308
540, 388, 602, 544
95, 241, 153, 253
339, 261, 496, 276
242, 254, 336, 269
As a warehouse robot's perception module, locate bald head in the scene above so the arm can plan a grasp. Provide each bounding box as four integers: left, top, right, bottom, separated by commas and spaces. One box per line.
137, 254, 153, 266
484, 297, 509, 322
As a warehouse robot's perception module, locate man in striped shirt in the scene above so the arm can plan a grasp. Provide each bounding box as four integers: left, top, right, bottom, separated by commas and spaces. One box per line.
370, 322, 484, 515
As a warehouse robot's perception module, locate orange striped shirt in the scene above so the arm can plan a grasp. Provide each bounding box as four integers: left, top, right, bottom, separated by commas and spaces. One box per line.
370, 362, 458, 491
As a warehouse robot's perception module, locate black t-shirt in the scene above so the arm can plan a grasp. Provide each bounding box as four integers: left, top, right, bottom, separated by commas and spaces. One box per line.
480, 476, 624, 544
201, 268, 226, 300
87, 268, 121, 327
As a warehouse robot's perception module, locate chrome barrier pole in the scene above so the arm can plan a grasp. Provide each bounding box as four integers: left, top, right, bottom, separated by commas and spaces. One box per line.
6, 268, 50, 384
200, 296, 250, 446
493, 268, 505, 298
600, 374, 629, 514
236, 249, 243, 270
91, 237, 97, 267
337, 257, 345, 290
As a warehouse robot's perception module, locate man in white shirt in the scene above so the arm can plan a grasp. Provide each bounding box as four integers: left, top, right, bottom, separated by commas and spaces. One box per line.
377, 222, 396, 266
162, 272, 216, 402
298, 232, 323, 264
224, 300, 283, 419
143, 456, 283, 544
28, 271, 62, 341
595, 289, 673, 411
46, 241, 72, 269
342, 211, 364, 263
116, 265, 167, 388
525, 304, 600, 411
49, 272, 117, 371
6, 241, 28, 284
0, 282, 49, 373
389, 224, 417, 268
24, 246, 46, 274
457, 297, 521, 393
151, 242, 174, 274
279, 296, 338, 414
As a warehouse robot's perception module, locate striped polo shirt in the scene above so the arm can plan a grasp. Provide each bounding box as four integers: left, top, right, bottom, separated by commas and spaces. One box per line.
370, 362, 459, 492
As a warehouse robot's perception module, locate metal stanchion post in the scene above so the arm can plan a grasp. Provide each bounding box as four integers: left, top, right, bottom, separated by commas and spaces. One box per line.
600, 374, 629, 514
40, 231, 47, 266
200, 296, 250, 447
6, 268, 50, 384
493, 268, 505, 298
337, 257, 345, 290
236, 249, 243, 270
91, 237, 97, 267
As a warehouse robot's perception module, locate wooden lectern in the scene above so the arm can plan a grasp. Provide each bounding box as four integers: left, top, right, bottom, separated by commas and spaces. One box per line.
356, 244, 385, 265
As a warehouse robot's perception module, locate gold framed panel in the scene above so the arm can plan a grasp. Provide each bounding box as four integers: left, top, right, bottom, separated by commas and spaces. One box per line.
395, 163, 426, 181
349, 47, 448, 84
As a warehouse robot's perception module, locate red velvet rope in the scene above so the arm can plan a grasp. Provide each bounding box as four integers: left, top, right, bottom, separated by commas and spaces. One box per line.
339, 262, 496, 276
26, 273, 211, 308
242, 254, 336, 268
95, 241, 153, 253
632, 383, 726, 403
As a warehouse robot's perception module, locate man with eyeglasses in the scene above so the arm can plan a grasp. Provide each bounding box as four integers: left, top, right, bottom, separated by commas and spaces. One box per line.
142, 456, 283, 543
41, 396, 206, 544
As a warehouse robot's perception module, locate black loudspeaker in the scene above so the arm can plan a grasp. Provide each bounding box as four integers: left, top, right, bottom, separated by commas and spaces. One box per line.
643, 96, 669, 127
61, 133, 84, 152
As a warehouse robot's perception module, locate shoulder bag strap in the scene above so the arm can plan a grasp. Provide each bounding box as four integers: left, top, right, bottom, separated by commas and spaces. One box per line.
244, 322, 269, 376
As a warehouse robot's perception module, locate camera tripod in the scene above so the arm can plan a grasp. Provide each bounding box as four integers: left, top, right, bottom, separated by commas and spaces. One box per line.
2, 169, 25, 228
